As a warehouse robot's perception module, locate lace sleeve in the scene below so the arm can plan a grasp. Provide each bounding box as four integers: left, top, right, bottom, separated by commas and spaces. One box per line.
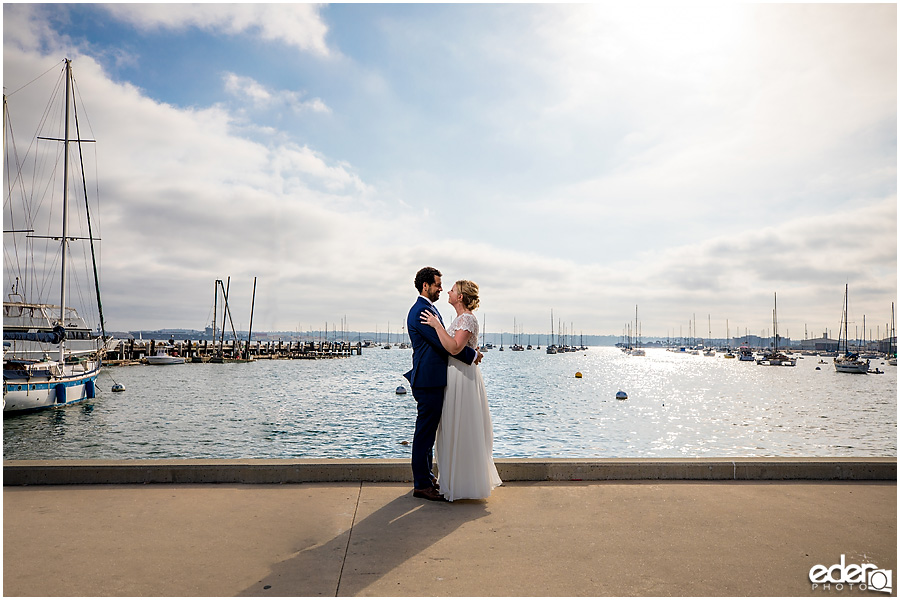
454, 313, 479, 338
447, 313, 480, 350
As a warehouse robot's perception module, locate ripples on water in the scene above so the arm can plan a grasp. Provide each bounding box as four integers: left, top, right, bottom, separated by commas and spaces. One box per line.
4, 347, 896, 459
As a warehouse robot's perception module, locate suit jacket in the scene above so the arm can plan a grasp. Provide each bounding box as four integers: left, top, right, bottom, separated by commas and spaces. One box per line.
403, 296, 477, 388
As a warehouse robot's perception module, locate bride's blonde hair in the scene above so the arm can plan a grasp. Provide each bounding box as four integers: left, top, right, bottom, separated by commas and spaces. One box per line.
455, 280, 480, 311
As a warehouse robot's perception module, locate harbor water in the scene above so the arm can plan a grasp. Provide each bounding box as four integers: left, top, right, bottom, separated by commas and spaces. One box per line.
3, 347, 896, 460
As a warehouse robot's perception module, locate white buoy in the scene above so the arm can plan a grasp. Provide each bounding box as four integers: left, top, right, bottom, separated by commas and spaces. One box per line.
111, 383, 125, 392
395, 385, 407, 395
616, 390, 628, 400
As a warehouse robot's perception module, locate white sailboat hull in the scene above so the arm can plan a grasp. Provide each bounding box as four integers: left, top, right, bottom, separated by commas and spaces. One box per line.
833, 357, 869, 374
756, 356, 797, 366
3, 359, 101, 412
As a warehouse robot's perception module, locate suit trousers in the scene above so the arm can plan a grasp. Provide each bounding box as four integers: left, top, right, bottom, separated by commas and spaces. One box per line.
411, 386, 444, 490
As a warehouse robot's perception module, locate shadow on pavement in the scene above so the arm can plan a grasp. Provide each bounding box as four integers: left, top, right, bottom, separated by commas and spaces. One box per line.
238, 485, 489, 596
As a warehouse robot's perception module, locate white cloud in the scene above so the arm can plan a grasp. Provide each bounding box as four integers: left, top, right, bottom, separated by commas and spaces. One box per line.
3, 4, 895, 337
101, 3, 331, 56
2, 43, 392, 332
615, 194, 898, 334
223, 73, 331, 114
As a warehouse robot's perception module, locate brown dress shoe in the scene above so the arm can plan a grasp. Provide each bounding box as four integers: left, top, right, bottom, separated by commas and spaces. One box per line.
413, 486, 447, 502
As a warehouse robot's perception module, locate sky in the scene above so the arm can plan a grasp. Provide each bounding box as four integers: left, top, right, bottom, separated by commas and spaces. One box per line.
2, 3, 897, 341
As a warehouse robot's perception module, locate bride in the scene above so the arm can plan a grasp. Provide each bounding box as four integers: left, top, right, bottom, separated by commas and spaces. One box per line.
420, 279, 502, 501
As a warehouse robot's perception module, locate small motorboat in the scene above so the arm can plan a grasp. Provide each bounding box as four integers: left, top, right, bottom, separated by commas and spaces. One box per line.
146, 347, 186, 365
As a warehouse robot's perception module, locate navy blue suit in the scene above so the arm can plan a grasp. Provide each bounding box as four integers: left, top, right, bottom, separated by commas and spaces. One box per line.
404, 296, 477, 489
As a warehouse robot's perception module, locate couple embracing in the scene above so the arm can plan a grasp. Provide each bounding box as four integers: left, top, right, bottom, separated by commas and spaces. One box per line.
403, 266, 502, 502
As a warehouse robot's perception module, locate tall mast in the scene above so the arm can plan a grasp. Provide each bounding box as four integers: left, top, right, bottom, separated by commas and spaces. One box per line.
773, 293, 777, 352
246, 277, 257, 359
635, 305, 638, 349
72, 83, 105, 343
844, 284, 849, 354
58, 59, 73, 363
219, 277, 230, 352
863, 314, 866, 352
213, 280, 219, 351
550, 309, 554, 346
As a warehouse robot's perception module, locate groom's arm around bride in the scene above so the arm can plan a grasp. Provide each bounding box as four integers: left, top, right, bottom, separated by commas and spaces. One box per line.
403, 270, 477, 388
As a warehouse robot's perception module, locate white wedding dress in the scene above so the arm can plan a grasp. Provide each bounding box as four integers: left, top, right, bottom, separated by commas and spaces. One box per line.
435, 312, 502, 501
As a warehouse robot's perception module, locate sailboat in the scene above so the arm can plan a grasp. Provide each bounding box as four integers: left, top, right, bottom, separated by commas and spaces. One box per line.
757, 293, 796, 366
546, 309, 557, 354
383, 321, 392, 349
511, 317, 524, 351
889, 303, 897, 367
703, 315, 715, 356
4, 60, 104, 412
687, 315, 699, 354
723, 320, 735, 358
834, 284, 869, 374
630, 306, 645, 356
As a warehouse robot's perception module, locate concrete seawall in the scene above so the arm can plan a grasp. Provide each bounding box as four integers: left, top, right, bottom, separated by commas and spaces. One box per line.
4, 457, 895, 485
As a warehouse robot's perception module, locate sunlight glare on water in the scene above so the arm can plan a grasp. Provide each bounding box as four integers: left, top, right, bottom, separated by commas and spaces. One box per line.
3, 347, 896, 460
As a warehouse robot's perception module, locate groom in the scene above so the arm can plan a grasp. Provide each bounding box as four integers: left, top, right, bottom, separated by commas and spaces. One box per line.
404, 266, 480, 501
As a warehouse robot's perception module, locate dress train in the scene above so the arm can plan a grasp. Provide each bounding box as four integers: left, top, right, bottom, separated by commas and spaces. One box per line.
435, 356, 502, 501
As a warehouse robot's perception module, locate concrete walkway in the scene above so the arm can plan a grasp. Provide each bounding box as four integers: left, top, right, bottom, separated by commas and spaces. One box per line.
3, 461, 896, 596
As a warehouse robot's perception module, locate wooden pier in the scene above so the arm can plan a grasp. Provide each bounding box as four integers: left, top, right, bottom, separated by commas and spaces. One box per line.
103, 338, 363, 365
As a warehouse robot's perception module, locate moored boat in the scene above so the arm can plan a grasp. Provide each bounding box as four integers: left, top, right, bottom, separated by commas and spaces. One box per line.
146, 347, 186, 365
756, 293, 795, 366
3, 356, 100, 412
833, 285, 869, 374
834, 355, 869, 373
756, 352, 796, 367
4, 60, 105, 413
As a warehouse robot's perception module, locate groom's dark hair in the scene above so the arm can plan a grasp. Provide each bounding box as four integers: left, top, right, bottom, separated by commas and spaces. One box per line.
414, 267, 442, 293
